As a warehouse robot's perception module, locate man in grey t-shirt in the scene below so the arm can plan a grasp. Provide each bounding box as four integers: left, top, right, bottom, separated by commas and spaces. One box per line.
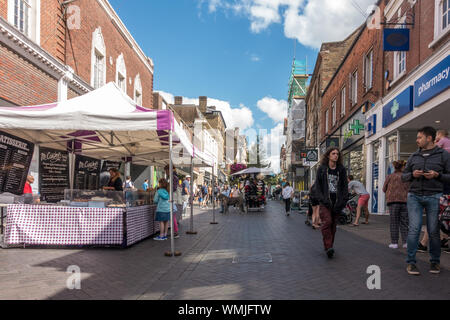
348, 175, 370, 226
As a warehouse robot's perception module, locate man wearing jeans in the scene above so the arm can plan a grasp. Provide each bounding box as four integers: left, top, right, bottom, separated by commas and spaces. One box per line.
402, 127, 450, 275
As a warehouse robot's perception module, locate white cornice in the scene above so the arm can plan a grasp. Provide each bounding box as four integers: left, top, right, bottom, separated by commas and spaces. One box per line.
97, 0, 154, 75
0, 16, 92, 95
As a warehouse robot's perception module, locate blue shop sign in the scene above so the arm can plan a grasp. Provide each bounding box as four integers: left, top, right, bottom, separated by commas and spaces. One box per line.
383, 28, 410, 51
414, 55, 450, 107
382, 86, 413, 128
365, 114, 377, 138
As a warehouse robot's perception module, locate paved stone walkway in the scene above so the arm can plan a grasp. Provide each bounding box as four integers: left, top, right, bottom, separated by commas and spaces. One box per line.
0, 200, 449, 300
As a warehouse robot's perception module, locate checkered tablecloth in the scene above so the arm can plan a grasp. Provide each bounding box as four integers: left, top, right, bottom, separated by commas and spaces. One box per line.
126, 205, 156, 246
5, 204, 124, 246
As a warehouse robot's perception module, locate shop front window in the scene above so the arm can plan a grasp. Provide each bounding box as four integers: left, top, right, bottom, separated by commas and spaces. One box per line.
343, 144, 364, 184
385, 132, 398, 177
399, 130, 417, 161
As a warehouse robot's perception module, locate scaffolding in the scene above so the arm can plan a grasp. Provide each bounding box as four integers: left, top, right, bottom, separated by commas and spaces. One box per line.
288, 59, 309, 105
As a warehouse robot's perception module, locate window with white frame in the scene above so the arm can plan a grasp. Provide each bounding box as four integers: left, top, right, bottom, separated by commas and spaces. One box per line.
364, 50, 373, 91
443, 0, 450, 31
394, 19, 407, 80
134, 74, 142, 105
341, 87, 346, 117
93, 51, 105, 89
325, 109, 329, 134
116, 54, 127, 93
8, 0, 40, 43
350, 71, 357, 106
332, 99, 336, 126
91, 28, 106, 89
434, 0, 450, 42
395, 51, 406, 79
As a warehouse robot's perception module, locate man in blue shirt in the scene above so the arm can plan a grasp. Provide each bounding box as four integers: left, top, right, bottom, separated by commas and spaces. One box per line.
142, 179, 149, 191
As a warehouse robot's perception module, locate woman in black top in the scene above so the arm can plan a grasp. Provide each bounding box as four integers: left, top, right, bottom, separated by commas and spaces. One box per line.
104, 168, 123, 191
311, 147, 349, 259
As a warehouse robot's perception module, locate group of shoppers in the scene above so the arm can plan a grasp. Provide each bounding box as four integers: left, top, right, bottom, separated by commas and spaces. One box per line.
305, 126, 449, 276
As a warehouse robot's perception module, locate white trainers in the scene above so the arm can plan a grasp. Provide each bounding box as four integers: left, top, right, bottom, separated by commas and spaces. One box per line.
388, 243, 398, 249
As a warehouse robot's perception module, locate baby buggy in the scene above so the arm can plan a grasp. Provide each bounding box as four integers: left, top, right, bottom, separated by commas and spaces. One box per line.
290, 192, 301, 211
338, 193, 357, 225
439, 194, 450, 235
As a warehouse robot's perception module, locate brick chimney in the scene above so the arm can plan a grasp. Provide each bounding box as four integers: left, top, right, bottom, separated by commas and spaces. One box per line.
199, 96, 207, 113
152, 92, 162, 110
174, 96, 183, 105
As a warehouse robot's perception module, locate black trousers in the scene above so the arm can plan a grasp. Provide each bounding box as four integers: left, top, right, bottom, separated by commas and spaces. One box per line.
284, 198, 291, 213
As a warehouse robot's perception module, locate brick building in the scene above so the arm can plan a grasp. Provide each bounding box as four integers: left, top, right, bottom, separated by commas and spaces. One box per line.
312, 0, 385, 192
0, 0, 154, 108
305, 28, 361, 186
364, 0, 450, 213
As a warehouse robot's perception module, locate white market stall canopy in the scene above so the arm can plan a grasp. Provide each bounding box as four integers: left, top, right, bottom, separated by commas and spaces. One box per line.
0, 82, 213, 167
231, 167, 274, 176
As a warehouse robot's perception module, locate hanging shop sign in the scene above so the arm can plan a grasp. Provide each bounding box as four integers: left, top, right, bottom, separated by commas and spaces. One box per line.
320, 137, 340, 155
341, 110, 365, 150
74, 155, 101, 190
39, 147, 70, 203
383, 28, 410, 51
299, 149, 318, 161
0, 131, 35, 195
365, 114, 377, 138
382, 86, 413, 128
414, 55, 450, 107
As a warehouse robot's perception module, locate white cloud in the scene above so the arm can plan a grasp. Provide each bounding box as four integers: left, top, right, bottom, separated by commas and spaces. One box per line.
250, 54, 261, 62
155, 91, 254, 131
256, 96, 288, 123
200, 0, 376, 49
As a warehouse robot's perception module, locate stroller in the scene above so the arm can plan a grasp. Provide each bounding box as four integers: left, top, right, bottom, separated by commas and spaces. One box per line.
439, 194, 450, 235
290, 192, 301, 211
338, 194, 357, 225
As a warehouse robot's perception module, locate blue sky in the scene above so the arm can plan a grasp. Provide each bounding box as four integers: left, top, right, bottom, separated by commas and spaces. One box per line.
108, 0, 374, 170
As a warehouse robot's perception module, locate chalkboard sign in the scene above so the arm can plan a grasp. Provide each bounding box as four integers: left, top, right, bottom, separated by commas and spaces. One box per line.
0, 131, 35, 195
74, 155, 101, 190
101, 160, 121, 172
39, 147, 70, 202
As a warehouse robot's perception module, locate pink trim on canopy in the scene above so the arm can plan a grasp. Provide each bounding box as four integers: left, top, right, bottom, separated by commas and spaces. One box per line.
0, 103, 57, 111
157, 110, 174, 131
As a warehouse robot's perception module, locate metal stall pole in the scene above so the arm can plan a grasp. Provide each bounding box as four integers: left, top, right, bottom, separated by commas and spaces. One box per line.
210, 163, 218, 224
165, 128, 181, 257
186, 153, 197, 234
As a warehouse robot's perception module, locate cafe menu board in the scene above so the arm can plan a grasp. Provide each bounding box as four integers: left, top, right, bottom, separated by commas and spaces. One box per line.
74, 155, 101, 190
0, 131, 35, 195
39, 147, 70, 203
101, 160, 121, 172
99, 160, 122, 188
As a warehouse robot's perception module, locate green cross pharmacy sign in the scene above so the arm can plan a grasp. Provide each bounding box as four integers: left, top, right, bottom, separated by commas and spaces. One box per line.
342, 112, 365, 149
390, 100, 399, 118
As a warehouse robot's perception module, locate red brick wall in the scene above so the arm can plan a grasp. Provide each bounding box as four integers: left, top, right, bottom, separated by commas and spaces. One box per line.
321, 24, 384, 140
68, 88, 79, 100
63, 0, 153, 108
0, 44, 58, 106
0, 0, 7, 20
385, 0, 449, 92
40, 0, 65, 63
